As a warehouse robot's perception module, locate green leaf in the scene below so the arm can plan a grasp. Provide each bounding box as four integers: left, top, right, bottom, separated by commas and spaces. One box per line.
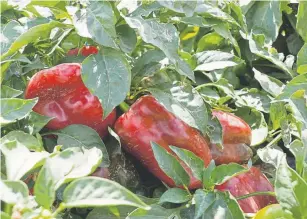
195, 3, 239, 26
0, 98, 38, 127
288, 90, 307, 130
169, 146, 204, 181
0, 85, 22, 98
201, 191, 245, 219
73, 1, 118, 49
277, 74, 307, 100
22, 111, 52, 135
34, 147, 102, 208
275, 157, 307, 218
86, 206, 135, 219
0, 140, 49, 180
257, 145, 285, 168
82, 49, 131, 118
1, 130, 43, 151
124, 16, 195, 81
236, 88, 272, 113
0, 21, 25, 55
270, 102, 287, 130
116, 24, 137, 54
249, 34, 294, 78
297, 43, 307, 74
1, 21, 69, 59
253, 68, 284, 97
206, 116, 223, 147
48, 124, 109, 167
132, 49, 165, 79
196, 32, 226, 52
62, 177, 149, 209
151, 142, 190, 186
194, 50, 243, 72
245, 1, 283, 44
159, 188, 191, 204
210, 163, 247, 185
202, 160, 216, 189
194, 190, 216, 219
296, 1, 307, 42
127, 204, 178, 219
157, 0, 197, 17
148, 83, 208, 135
0, 212, 10, 219
289, 138, 307, 178
235, 108, 268, 146
0, 180, 28, 204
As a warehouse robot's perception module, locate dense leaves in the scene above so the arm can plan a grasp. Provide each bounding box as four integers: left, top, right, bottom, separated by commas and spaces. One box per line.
1, 0, 307, 219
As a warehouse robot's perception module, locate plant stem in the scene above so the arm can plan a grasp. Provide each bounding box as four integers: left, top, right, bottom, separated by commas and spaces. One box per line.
236, 191, 276, 201
119, 101, 130, 113
51, 203, 66, 217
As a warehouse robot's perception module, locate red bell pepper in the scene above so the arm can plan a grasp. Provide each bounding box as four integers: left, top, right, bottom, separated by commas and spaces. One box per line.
210, 110, 253, 164
114, 95, 212, 189
215, 166, 277, 213
25, 63, 116, 138
67, 46, 98, 56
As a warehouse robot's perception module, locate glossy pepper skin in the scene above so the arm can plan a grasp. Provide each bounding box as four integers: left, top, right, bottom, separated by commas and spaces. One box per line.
25, 63, 116, 138
253, 204, 293, 219
114, 95, 212, 189
210, 110, 252, 164
67, 46, 98, 56
215, 166, 277, 213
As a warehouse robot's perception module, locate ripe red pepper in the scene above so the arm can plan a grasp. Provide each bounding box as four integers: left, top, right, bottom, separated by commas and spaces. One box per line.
114, 95, 212, 189
215, 166, 277, 213
210, 110, 252, 164
25, 63, 116, 138
67, 46, 98, 56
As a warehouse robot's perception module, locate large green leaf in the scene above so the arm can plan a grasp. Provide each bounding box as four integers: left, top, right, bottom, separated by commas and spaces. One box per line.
148, 83, 208, 135
194, 190, 216, 219
151, 142, 190, 186
0, 98, 38, 127
275, 157, 307, 218
82, 49, 131, 118
210, 163, 247, 185
288, 90, 307, 130
253, 68, 284, 97
159, 188, 191, 204
157, 0, 197, 17
297, 43, 307, 74
170, 146, 204, 181
245, 1, 283, 44
116, 24, 137, 54
194, 50, 243, 72
289, 138, 307, 179
0, 130, 43, 151
73, 1, 118, 49
277, 74, 307, 100
0, 140, 49, 180
34, 147, 102, 208
62, 177, 149, 209
0, 180, 28, 204
48, 124, 109, 167
0, 85, 22, 98
0, 21, 25, 55
127, 204, 178, 218
296, 1, 307, 42
22, 111, 52, 135
1, 21, 69, 59
124, 16, 195, 81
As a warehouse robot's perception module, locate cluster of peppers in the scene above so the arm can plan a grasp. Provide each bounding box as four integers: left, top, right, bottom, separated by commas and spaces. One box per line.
24, 46, 277, 214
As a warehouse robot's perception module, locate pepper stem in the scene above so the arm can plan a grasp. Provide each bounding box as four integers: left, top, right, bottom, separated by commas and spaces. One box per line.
236, 191, 276, 201
119, 101, 130, 113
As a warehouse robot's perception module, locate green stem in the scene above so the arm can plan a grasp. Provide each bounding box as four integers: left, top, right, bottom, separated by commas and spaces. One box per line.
119, 102, 130, 113
236, 191, 276, 201
4, 203, 12, 215
51, 203, 66, 217
266, 133, 282, 148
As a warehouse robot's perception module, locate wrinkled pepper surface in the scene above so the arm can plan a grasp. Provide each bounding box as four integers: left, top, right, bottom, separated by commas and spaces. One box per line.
216, 166, 277, 213
25, 63, 116, 138
210, 110, 253, 164
114, 95, 212, 189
